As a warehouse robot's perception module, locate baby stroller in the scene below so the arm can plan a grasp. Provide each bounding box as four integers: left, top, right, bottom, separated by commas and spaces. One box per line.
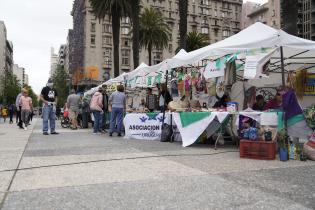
61, 110, 70, 128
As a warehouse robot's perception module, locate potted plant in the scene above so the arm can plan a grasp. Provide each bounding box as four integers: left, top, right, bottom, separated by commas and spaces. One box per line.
278, 130, 288, 161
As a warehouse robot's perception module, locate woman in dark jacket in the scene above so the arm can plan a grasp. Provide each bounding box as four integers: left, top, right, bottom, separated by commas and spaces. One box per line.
158, 83, 172, 112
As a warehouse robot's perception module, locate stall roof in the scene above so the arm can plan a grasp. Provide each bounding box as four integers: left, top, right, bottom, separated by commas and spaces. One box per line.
141, 22, 315, 75
85, 23, 315, 95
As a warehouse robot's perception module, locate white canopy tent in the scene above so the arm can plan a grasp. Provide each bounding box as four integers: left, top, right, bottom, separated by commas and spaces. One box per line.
138, 22, 315, 77
85, 23, 315, 96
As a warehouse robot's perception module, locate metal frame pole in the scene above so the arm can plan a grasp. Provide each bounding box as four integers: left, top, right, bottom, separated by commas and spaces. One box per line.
280, 46, 285, 86
162, 69, 168, 126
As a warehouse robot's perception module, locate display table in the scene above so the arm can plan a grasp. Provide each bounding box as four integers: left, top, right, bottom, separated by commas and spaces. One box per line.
123, 112, 229, 146
123, 111, 280, 147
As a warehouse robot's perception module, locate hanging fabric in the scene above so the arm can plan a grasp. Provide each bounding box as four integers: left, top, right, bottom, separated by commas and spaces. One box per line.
224, 60, 237, 86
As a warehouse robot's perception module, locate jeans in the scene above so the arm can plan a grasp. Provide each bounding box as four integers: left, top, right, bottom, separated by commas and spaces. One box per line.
102, 111, 109, 129
110, 107, 123, 134
43, 105, 56, 133
9, 112, 13, 123
17, 106, 23, 128
21, 110, 30, 126
92, 111, 102, 133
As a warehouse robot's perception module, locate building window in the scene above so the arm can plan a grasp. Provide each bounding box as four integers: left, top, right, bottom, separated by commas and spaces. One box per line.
102, 24, 112, 33
193, 5, 195, 13
122, 38, 130, 47
202, 18, 208, 24
104, 48, 112, 59
201, 27, 209, 34
121, 27, 130, 35
121, 49, 130, 65
153, 52, 162, 64
201, 0, 209, 5
102, 35, 112, 46
91, 34, 96, 45
103, 48, 112, 66
214, 10, 217, 17
192, 25, 197, 32
223, 30, 230, 37
91, 23, 96, 33
122, 17, 130, 24
122, 57, 129, 65
201, 8, 209, 15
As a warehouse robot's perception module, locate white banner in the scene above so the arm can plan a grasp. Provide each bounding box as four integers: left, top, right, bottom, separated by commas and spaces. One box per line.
203, 60, 225, 79
244, 49, 276, 79
124, 113, 170, 140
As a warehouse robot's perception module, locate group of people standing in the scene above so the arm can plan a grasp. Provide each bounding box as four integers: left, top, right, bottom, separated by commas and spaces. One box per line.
89, 84, 125, 136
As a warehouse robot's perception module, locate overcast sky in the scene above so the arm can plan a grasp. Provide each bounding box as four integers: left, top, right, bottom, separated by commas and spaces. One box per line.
0, 0, 266, 94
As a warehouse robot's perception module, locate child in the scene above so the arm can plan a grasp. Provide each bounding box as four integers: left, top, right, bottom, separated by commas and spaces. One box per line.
19, 89, 33, 130
1, 106, 8, 123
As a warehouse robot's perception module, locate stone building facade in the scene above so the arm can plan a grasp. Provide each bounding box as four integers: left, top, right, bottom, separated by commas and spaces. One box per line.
69, 0, 242, 86
241, 0, 281, 29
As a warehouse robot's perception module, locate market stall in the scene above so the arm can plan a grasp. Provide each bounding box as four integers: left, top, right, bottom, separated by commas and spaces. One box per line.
84, 23, 315, 159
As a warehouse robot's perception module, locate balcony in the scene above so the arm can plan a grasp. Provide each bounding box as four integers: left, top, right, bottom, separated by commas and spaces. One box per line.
247, 4, 268, 18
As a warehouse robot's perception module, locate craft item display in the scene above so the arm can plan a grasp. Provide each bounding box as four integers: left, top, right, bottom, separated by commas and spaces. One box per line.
226, 102, 238, 112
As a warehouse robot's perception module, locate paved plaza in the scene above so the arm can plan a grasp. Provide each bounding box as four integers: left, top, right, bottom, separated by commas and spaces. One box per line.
0, 118, 314, 210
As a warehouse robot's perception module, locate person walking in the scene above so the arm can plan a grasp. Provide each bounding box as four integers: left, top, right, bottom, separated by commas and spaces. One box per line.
109, 85, 126, 137
15, 89, 24, 129
19, 89, 33, 130
1, 106, 8, 123
90, 87, 103, 134
101, 85, 109, 132
8, 104, 14, 124
67, 89, 81, 130
40, 79, 59, 135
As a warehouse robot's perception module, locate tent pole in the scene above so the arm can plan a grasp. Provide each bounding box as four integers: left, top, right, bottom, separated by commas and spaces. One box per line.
280, 46, 285, 86
161, 69, 168, 136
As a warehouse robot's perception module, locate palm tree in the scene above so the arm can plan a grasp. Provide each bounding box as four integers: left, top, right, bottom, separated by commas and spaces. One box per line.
89, 0, 130, 77
186, 31, 209, 52
139, 8, 171, 65
130, 0, 140, 69
179, 0, 188, 50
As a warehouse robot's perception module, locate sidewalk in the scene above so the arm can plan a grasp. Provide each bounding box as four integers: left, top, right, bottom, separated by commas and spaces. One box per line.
0, 118, 37, 205
0, 119, 314, 210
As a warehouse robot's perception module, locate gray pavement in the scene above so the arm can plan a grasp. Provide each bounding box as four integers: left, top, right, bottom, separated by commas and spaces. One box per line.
0, 118, 314, 210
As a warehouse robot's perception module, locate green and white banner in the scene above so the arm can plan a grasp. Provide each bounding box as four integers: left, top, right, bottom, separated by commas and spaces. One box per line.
173, 112, 229, 147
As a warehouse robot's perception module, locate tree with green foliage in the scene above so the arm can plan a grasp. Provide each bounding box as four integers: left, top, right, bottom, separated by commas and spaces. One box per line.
89, 0, 130, 77
186, 31, 209, 52
0, 71, 21, 105
139, 7, 171, 65
52, 65, 69, 108
175, 31, 209, 53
